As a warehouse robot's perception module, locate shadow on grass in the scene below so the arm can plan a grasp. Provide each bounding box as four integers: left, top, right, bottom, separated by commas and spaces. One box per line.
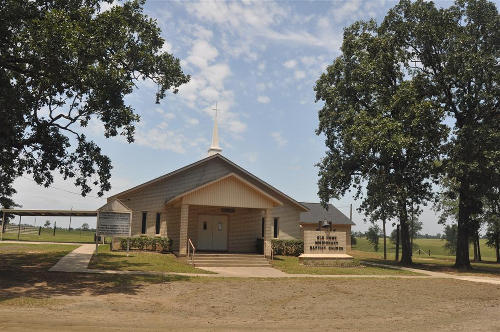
88, 252, 153, 271
0, 250, 191, 304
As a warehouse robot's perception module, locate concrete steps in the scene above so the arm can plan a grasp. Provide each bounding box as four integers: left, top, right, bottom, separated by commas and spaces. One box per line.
191, 253, 270, 267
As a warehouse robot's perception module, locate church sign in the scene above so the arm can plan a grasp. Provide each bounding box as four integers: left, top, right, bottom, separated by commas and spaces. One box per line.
97, 212, 131, 237
302, 227, 347, 254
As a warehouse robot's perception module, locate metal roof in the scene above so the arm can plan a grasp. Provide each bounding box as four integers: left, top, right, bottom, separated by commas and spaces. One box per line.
299, 202, 355, 225
0, 209, 97, 217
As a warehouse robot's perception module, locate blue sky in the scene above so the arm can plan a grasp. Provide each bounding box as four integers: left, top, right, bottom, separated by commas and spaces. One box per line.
14, 0, 491, 234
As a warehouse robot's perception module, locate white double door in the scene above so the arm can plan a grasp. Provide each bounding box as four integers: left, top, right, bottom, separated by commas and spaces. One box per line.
197, 215, 228, 251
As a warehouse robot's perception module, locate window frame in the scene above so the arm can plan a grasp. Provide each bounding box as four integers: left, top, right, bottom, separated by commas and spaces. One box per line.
141, 212, 147, 234
155, 212, 161, 235
273, 217, 279, 238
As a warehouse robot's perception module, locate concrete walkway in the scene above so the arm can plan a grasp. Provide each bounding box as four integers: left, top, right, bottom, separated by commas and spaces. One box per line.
44, 244, 500, 284
49, 244, 95, 272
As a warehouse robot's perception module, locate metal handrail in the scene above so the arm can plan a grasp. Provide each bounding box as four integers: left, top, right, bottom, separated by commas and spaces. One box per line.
187, 238, 196, 266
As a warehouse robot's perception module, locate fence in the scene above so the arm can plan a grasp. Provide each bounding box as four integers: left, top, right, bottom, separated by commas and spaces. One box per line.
3, 224, 39, 235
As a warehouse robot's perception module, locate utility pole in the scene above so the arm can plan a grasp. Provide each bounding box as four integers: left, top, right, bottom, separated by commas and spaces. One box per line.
349, 204, 352, 223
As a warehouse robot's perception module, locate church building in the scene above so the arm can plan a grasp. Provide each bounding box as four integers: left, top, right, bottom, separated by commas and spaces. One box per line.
107, 111, 354, 256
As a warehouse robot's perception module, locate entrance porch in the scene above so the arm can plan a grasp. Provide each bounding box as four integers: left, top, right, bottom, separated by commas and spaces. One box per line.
164, 173, 282, 256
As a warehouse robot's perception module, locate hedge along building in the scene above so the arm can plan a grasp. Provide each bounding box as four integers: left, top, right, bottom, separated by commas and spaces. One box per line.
107, 111, 354, 257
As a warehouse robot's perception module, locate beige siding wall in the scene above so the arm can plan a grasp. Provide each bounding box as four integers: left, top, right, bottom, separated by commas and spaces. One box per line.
270, 202, 302, 240
165, 205, 181, 251
182, 176, 275, 209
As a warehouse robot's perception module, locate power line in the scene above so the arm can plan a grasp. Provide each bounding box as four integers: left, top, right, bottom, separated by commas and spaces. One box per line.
21, 175, 105, 199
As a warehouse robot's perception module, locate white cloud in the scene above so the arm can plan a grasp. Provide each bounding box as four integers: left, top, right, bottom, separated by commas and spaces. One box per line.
186, 39, 219, 69
244, 152, 258, 163
283, 59, 297, 69
271, 132, 287, 147
186, 117, 200, 126
135, 127, 187, 154
257, 95, 270, 104
100, 0, 119, 12
163, 113, 176, 120
294, 70, 306, 79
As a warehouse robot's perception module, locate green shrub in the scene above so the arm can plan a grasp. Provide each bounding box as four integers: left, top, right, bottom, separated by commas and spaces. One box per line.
271, 239, 303, 256
120, 236, 172, 252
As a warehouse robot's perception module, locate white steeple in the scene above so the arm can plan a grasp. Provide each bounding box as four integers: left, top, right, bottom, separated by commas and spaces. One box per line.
207, 103, 222, 156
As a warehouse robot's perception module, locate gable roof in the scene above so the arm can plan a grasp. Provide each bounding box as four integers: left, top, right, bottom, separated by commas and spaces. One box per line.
109, 154, 308, 211
299, 202, 355, 225
166, 173, 283, 208
98, 199, 131, 213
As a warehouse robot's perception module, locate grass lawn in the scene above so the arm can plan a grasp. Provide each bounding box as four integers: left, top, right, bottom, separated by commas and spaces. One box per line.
352, 237, 500, 276
1, 228, 99, 243
88, 245, 213, 274
0, 243, 79, 271
271, 255, 421, 275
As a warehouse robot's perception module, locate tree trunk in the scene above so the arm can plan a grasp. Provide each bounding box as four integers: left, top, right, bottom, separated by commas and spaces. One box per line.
398, 200, 412, 265
496, 234, 500, 263
383, 219, 387, 260
455, 184, 472, 270
472, 236, 479, 262
476, 235, 481, 262
395, 224, 400, 262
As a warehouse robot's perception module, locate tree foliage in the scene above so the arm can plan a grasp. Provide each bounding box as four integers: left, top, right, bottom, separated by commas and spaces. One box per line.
315, 18, 447, 265
381, 0, 499, 269
366, 224, 381, 252
0, 0, 190, 209
443, 224, 458, 255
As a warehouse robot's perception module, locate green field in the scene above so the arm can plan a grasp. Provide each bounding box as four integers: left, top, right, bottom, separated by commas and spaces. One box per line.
88, 245, 213, 274
353, 237, 497, 259
1, 228, 100, 243
352, 237, 500, 276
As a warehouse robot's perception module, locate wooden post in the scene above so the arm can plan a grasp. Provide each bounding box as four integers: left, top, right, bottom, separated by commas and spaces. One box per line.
96, 212, 99, 255
395, 224, 400, 262
53, 221, 56, 236
179, 204, 189, 256
263, 208, 272, 258
17, 215, 21, 240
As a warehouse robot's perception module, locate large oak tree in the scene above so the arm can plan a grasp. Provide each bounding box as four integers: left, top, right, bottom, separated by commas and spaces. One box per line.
315, 20, 447, 265
0, 0, 190, 211
382, 0, 499, 269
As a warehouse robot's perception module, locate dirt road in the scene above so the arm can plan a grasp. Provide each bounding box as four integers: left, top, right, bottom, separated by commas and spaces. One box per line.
1, 277, 499, 331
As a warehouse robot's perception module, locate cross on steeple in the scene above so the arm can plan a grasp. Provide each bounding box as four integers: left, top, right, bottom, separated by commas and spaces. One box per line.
207, 102, 222, 156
